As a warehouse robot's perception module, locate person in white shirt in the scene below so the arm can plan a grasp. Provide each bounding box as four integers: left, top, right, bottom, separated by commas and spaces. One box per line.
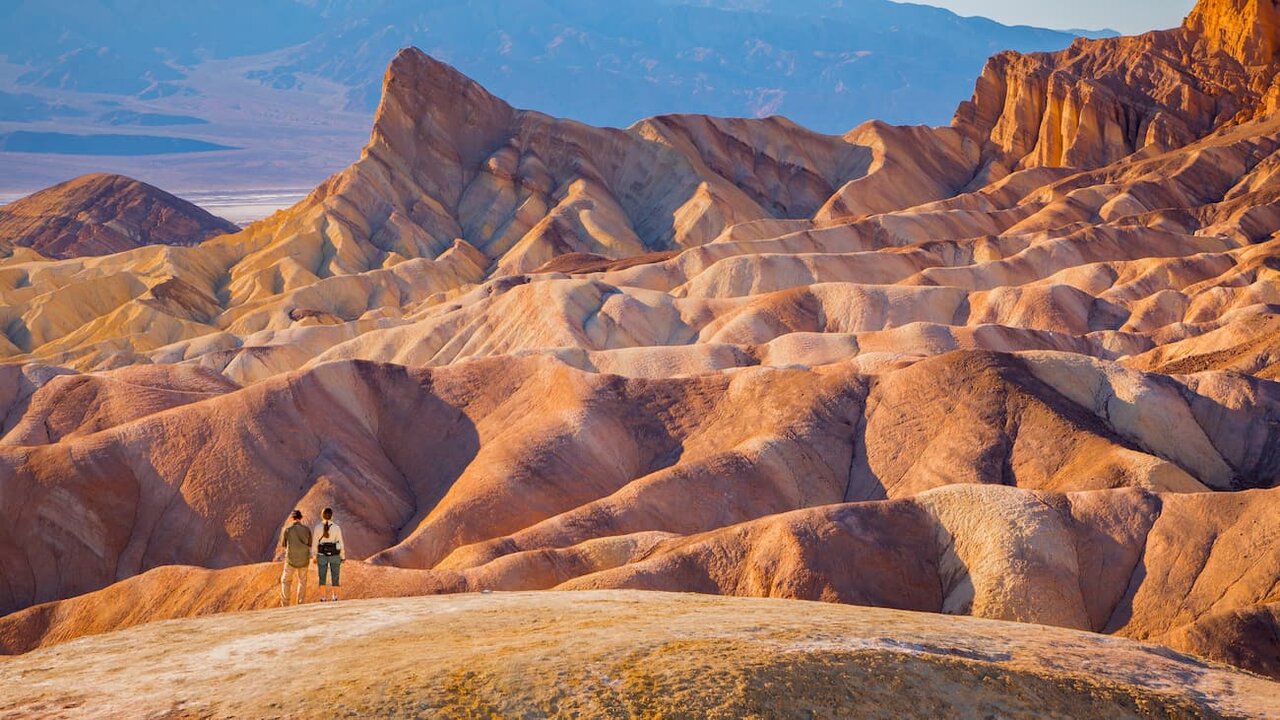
311, 507, 346, 602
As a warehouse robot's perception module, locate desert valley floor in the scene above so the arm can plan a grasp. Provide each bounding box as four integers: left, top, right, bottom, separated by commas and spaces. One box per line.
2, 0, 1280, 716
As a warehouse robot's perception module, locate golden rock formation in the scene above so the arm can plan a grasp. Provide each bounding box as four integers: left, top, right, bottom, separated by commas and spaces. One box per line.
954, 0, 1280, 180
1185, 0, 1280, 66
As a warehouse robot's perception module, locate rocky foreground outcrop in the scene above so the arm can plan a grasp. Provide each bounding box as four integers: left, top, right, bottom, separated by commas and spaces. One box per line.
0, 173, 237, 259
1, 592, 1275, 719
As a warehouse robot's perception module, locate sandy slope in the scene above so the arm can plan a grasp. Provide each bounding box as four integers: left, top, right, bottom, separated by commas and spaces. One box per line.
1, 591, 1276, 719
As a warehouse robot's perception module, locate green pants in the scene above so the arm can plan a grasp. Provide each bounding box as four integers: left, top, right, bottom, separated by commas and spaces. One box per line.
317, 554, 342, 586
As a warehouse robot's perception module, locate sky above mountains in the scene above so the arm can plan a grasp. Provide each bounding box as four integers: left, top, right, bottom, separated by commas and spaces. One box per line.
909, 0, 1196, 34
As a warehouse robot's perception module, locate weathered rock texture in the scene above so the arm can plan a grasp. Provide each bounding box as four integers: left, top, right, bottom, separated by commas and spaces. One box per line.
1186, 0, 1280, 66
0, 173, 238, 259
1, 592, 1276, 720
1, 354, 1278, 681
953, 0, 1280, 181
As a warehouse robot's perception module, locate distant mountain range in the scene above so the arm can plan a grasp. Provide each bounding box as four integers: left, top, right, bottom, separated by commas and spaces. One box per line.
0, 0, 1121, 192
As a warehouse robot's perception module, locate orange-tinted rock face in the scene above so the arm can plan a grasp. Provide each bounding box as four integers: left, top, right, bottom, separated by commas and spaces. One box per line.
1, 353, 1278, 679
1185, 0, 1280, 66
953, 0, 1280, 179
0, 173, 238, 259
285, 47, 880, 281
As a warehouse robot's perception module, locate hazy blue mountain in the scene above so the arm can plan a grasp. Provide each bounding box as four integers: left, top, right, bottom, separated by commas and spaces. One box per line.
1064, 28, 1122, 39
0, 132, 236, 155
0, 91, 87, 122
248, 0, 1088, 129
97, 111, 210, 127
0, 0, 1102, 189
0, 1, 322, 94
0, 0, 1093, 130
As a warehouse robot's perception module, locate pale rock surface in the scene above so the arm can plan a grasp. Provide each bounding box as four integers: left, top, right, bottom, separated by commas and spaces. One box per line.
3, 592, 1275, 719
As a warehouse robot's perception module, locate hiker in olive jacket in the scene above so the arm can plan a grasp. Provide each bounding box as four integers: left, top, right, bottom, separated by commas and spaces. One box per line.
280, 509, 313, 605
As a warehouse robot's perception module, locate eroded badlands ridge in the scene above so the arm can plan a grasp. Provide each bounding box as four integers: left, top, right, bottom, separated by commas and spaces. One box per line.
2, 354, 1278, 679
0, 173, 238, 260
2, 0, 1280, 690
